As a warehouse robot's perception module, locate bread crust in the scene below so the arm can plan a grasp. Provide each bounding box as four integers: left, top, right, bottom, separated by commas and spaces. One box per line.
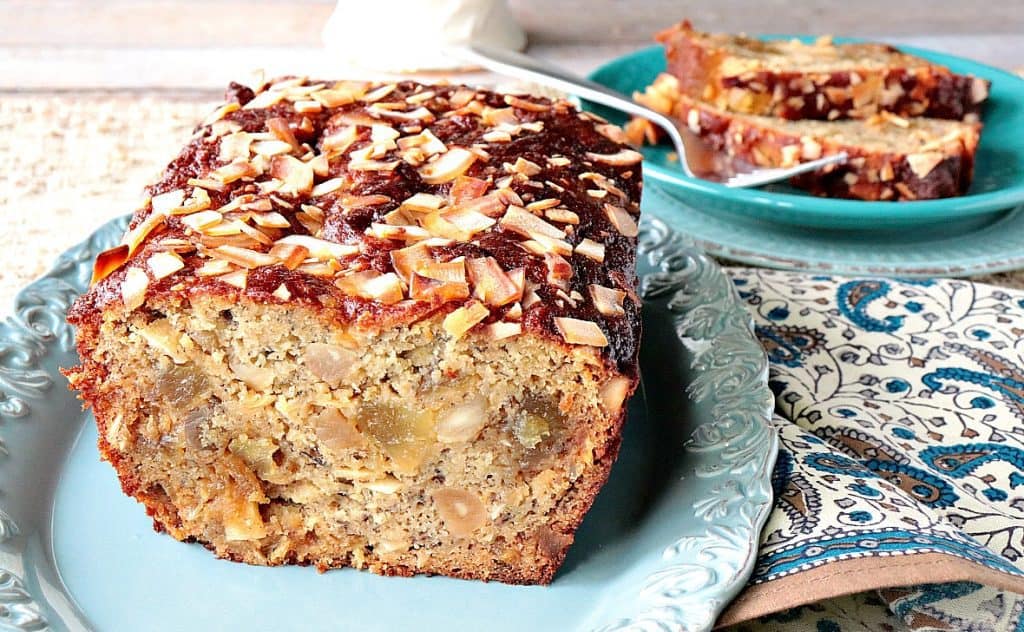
658, 20, 990, 121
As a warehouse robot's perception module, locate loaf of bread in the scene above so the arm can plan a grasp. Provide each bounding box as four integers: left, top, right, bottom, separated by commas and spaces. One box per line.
657, 20, 990, 121
629, 74, 980, 200
64, 78, 642, 584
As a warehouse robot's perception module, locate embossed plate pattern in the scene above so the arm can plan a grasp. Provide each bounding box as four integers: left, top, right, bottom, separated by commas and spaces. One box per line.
0, 209, 776, 632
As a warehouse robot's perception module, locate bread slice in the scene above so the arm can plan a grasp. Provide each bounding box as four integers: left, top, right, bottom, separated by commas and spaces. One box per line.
64, 79, 642, 584
657, 20, 990, 121
629, 74, 980, 201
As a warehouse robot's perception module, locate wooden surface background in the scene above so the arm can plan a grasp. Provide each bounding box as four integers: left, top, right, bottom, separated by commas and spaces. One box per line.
2, 0, 1022, 91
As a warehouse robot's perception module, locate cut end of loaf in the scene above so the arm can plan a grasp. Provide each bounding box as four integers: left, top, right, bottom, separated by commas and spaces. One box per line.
66, 294, 634, 583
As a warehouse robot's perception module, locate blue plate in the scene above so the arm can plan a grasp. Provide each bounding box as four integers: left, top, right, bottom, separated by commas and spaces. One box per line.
0, 212, 776, 632
586, 43, 1024, 229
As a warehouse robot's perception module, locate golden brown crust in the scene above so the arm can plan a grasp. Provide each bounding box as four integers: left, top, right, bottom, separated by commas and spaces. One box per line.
657, 20, 990, 121
68, 79, 643, 375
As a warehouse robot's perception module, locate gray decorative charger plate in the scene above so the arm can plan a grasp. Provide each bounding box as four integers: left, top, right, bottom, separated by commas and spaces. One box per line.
0, 210, 777, 632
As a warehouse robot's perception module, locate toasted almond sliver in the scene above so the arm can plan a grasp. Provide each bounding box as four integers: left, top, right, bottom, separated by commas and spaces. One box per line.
418, 147, 477, 185
335, 271, 404, 304
400, 192, 446, 213
147, 251, 185, 280
585, 149, 643, 166
252, 140, 294, 157
151, 189, 186, 215
553, 317, 609, 347
484, 321, 522, 340
210, 160, 259, 184
91, 244, 130, 285
217, 268, 249, 289
367, 223, 431, 242
311, 178, 344, 197
196, 259, 233, 276
271, 155, 314, 195
545, 208, 580, 224
121, 267, 149, 311
179, 210, 222, 233
603, 203, 639, 237
466, 257, 520, 306
442, 301, 490, 339
390, 242, 433, 282
499, 206, 565, 240
251, 212, 291, 228
589, 284, 627, 317
168, 188, 212, 215
210, 245, 279, 269
575, 238, 606, 262
121, 211, 167, 255
275, 234, 359, 260
272, 283, 292, 301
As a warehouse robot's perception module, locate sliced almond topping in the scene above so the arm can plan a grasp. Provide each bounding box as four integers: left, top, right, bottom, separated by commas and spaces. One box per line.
196, 259, 233, 276
589, 284, 626, 317
369, 105, 434, 123
217, 268, 249, 290
267, 242, 309, 270
587, 189, 608, 199
202, 219, 247, 237
367, 223, 431, 242
482, 130, 512, 143
311, 178, 343, 197
390, 242, 433, 282
420, 211, 470, 241
294, 99, 322, 114
181, 210, 223, 232
585, 149, 643, 166
547, 156, 571, 168
271, 155, 314, 195
397, 129, 447, 156
151, 189, 186, 214
147, 251, 185, 280
400, 192, 446, 213
251, 139, 293, 157
361, 83, 397, 103
337, 194, 392, 209
415, 259, 466, 284
348, 158, 401, 172
203, 102, 241, 125
443, 301, 490, 339
120, 267, 149, 311
322, 126, 359, 155
309, 153, 330, 177
906, 152, 944, 179
187, 177, 229, 192
603, 203, 638, 237
91, 244, 130, 285
418, 147, 478, 184
504, 94, 550, 112
553, 317, 608, 347
441, 208, 496, 236
251, 211, 291, 228
545, 208, 579, 224
210, 245, 279, 269
121, 211, 168, 255
267, 117, 300, 149
312, 88, 356, 108
271, 283, 292, 301
544, 253, 573, 289
529, 233, 573, 257
499, 206, 565, 240
409, 274, 470, 303
449, 175, 490, 203
168, 188, 212, 215
525, 198, 560, 212
484, 321, 522, 341
275, 234, 358, 260
218, 131, 253, 163
243, 90, 286, 110
506, 157, 542, 177
335, 271, 404, 304
575, 238, 605, 262
505, 301, 523, 320
466, 257, 521, 306
210, 160, 259, 184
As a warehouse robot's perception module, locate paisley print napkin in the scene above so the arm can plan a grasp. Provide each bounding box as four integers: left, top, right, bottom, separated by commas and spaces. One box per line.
717, 270, 1024, 631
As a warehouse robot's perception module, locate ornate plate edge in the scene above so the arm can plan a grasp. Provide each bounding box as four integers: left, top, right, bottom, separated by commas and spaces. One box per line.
0, 214, 777, 632
591, 217, 778, 631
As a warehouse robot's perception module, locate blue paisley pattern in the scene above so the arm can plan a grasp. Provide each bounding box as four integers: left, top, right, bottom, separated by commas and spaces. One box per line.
728, 270, 1024, 632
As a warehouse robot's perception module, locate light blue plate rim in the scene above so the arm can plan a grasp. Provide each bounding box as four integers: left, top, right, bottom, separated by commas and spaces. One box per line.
644, 183, 1024, 278
588, 42, 1024, 223
0, 209, 777, 632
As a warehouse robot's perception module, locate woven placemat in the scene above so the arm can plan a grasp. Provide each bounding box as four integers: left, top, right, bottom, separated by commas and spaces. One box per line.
1, 93, 1021, 312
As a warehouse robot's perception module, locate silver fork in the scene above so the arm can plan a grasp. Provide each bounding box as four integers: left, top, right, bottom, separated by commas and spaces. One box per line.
453, 44, 848, 188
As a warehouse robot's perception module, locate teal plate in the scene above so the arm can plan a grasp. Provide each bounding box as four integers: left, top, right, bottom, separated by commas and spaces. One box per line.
586, 43, 1024, 229
0, 210, 776, 631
